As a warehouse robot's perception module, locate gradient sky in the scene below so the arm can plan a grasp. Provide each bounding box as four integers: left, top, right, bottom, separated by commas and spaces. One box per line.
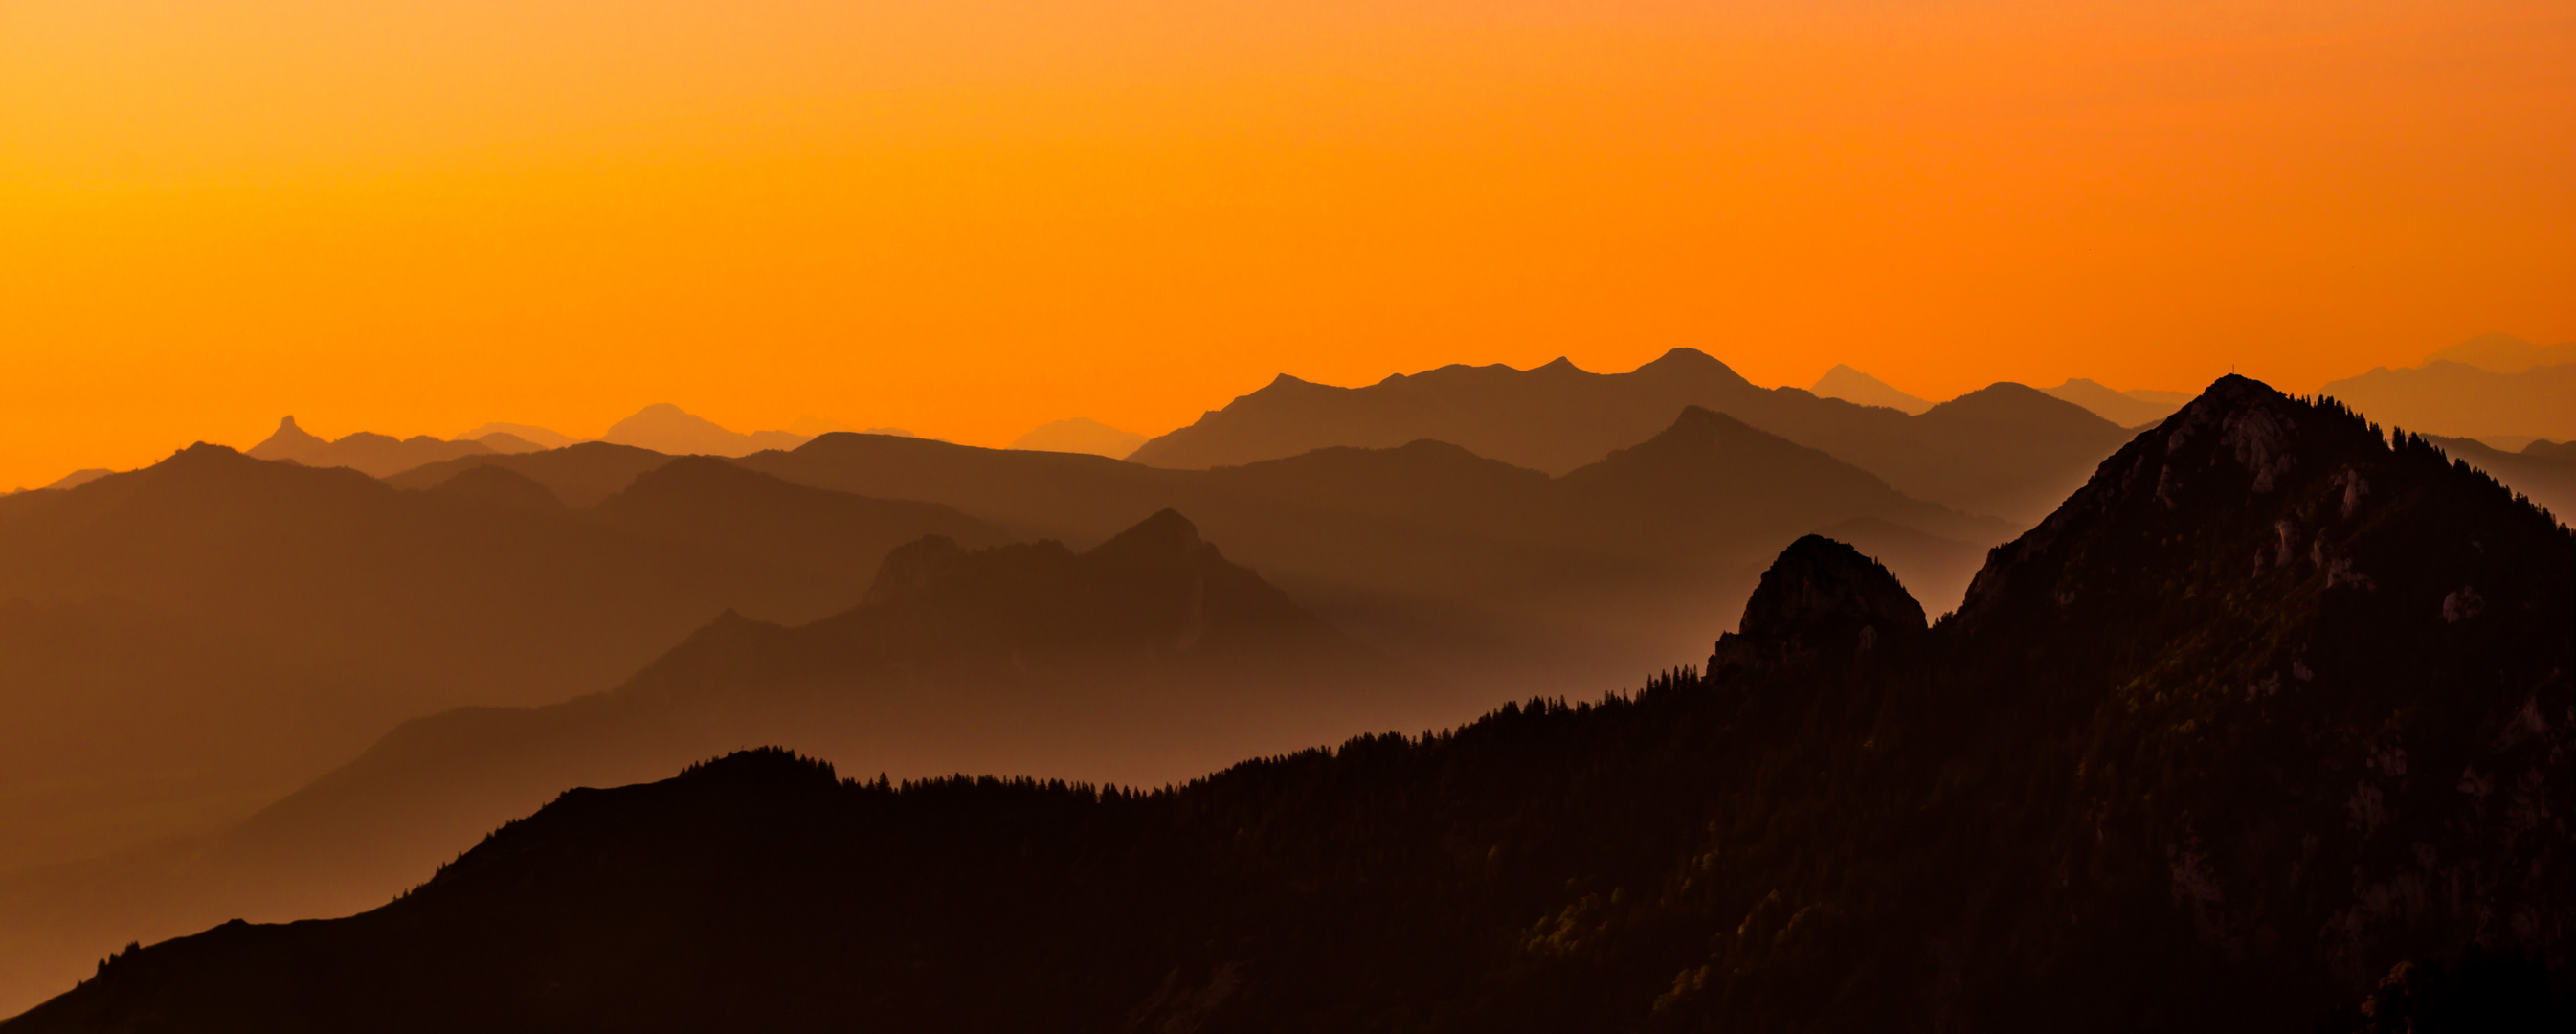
4, 0, 2570, 488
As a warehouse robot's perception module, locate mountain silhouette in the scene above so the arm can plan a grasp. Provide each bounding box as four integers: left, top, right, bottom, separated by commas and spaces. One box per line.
1808, 363, 1931, 414
245, 416, 496, 477
13, 376, 2562, 1032
1125, 349, 2131, 525
466, 432, 547, 455
599, 404, 809, 457
1006, 416, 1150, 457
742, 410, 2007, 700
0, 511, 1417, 968
0, 444, 1007, 1009
2041, 377, 2184, 427
242, 415, 327, 460
383, 441, 679, 507
2322, 359, 2576, 442
2423, 331, 2576, 374
453, 423, 578, 450
35, 469, 112, 492
2420, 434, 2576, 520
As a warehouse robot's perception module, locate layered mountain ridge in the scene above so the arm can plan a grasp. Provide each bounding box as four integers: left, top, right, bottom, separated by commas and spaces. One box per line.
1126, 348, 2132, 526
14, 375, 2563, 1032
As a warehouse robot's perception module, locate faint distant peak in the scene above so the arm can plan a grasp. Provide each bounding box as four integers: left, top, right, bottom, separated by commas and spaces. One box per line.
247, 415, 330, 461
1810, 364, 1933, 416
456, 423, 578, 450
2040, 378, 2184, 428
601, 404, 810, 458
40, 468, 113, 491
1007, 417, 1149, 458
2423, 331, 2576, 374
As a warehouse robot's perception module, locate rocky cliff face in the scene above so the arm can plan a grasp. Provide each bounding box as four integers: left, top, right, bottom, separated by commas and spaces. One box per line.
1708, 534, 1925, 675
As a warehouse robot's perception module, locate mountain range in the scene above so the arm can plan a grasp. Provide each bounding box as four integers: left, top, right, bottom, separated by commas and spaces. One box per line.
2322, 333, 2576, 444
1127, 348, 2133, 528
12, 376, 2562, 1032
0, 445, 997, 873
0, 512, 1419, 998
245, 416, 497, 477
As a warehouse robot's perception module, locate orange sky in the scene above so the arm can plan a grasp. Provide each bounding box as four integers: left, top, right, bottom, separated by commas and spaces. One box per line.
3, 0, 2571, 489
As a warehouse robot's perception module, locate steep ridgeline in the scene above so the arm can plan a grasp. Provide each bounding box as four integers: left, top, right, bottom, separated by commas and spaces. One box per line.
5, 511, 1420, 957
1126, 348, 2132, 526
0, 446, 1000, 1012
2420, 434, 2576, 521
13, 376, 2565, 1032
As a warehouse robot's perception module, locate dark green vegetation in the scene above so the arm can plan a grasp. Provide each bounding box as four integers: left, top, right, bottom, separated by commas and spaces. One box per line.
11, 377, 2567, 1032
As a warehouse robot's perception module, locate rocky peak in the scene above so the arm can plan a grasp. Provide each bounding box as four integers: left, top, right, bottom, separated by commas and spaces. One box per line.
1710, 534, 1925, 675
247, 416, 329, 461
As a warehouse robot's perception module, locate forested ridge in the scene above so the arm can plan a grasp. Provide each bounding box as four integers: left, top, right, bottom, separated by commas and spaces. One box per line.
8, 376, 2567, 1032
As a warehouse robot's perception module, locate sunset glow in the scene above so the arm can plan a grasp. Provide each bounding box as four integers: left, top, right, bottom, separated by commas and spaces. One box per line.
5, 0, 2571, 488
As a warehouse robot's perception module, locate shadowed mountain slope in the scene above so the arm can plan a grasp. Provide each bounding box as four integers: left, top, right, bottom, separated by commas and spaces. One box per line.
381, 440, 679, 507
744, 412, 2007, 693
0, 445, 1002, 984
17, 376, 2561, 1032
2420, 435, 2576, 521
1126, 348, 2131, 525
0, 513, 1418, 979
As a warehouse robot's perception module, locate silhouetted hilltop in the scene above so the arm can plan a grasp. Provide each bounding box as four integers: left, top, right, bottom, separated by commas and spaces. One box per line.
24, 376, 2552, 1032
1707, 534, 1924, 674
243, 416, 328, 461
1808, 363, 1930, 414
2042, 377, 2183, 427
600, 404, 808, 457
246, 416, 496, 477
2322, 358, 2576, 441
1127, 349, 2130, 525
1007, 416, 1150, 457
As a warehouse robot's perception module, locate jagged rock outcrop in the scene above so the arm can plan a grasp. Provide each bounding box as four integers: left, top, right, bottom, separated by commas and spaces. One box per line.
1708, 534, 1924, 674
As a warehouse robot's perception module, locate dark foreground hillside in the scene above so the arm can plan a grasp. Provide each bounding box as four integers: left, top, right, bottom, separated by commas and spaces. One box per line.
11, 376, 2569, 1032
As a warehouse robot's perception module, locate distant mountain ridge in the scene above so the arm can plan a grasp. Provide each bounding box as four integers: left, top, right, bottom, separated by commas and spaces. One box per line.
1007, 417, 1149, 457
0, 513, 1419, 979
600, 404, 810, 457
17, 375, 2564, 1032
1126, 348, 2132, 526
247, 416, 495, 478
2322, 333, 2576, 442
0, 443, 1004, 1010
